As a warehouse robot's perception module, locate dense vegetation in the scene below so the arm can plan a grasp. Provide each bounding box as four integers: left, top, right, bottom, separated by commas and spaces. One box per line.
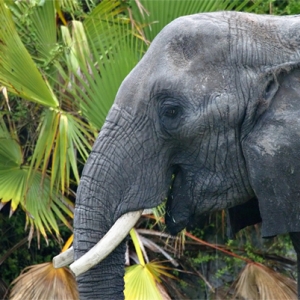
0, 0, 299, 299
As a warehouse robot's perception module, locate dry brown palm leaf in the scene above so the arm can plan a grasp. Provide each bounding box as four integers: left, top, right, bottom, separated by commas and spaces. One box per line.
156, 282, 172, 300
9, 262, 78, 300
234, 262, 297, 300
0, 278, 8, 300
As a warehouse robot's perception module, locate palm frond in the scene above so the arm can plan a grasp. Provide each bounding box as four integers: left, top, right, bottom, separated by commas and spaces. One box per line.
84, 0, 132, 51
0, 278, 8, 300
226, 0, 266, 12
29, 109, 92, 193
0, 165, 73, 241
23, 171, 73, 241
130, 0, 226, 42
125, 263, 165, 300
124, 229, 175, 300
0, 117, 25, 211
62, 234, 74, 252
6, 0, 61, 63
57, 0, 80, 16
131, 0, 266, 43
9, 263, 78, 300
0, 1, 58, 107
59, 18, 144, 129
0, 119, 23, 167
234, 262, 297, 300
0, 116, 73, 241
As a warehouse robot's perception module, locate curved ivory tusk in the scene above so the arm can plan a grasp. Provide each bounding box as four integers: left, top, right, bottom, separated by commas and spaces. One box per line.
53, 246, 74, 268
70, 210, 143, 277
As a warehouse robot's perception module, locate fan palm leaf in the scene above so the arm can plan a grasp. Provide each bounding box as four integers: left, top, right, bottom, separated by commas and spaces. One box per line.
234, 262, 297, 300
29, 109, 92, 192
0, 0, 58, 107
0, 117, 73, 241
124, 228, 175, 300
84, 0, 133, 50
0, 0, 147, 241
9, 262, 78, 300
131, 0, 266, 42
58, 18, 143, 129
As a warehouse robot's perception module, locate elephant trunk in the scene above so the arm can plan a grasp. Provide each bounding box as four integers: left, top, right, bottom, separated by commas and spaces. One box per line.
73, 172, 126, 299
73, 120, 135, 299
72, 103, 169, 298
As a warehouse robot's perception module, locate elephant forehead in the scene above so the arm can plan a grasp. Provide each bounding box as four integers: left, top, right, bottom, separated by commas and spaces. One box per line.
115, 11, 300, 113
114, 13, 234, 110
156, 14, 229, 68
152, 11, 300, 68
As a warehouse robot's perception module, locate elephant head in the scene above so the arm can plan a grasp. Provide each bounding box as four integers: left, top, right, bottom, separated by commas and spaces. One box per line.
68, 11, 300, 299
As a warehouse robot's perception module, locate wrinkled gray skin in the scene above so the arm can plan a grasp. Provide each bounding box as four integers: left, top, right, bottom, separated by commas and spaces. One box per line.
74, 11, 300, 299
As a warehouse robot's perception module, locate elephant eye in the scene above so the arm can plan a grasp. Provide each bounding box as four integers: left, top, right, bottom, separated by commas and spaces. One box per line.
160, 103, 183, 132
162, 105, 180, 119
163, 106, 179, 118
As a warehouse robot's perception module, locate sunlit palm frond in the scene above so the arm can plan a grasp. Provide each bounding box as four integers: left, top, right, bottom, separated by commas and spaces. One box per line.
125, 229, 162, 299
131, 0, 266, 43
62, 234, 74, 253
0, 117, 73, 242
234, 262, 297, 300
226, 0, 266, 12
59, 18, 144, 129
0, 165, 73, 242
0, 117, 25, 212
30, 109, 92, 193
124, 229, 176, 300
6, 0, 67, 69
1, 0, 145, 244
130, 0, 225, 42
0, 1, 58, 107
84, 0, 133, 51
9, 263, 78, 300
23, 170, 74, 242
0, 117, 22, 165
57, 0, 80, 16
125, 264, 165, 300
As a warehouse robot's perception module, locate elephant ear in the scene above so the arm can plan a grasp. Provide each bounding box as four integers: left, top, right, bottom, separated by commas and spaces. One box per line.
242, 67, 300, 237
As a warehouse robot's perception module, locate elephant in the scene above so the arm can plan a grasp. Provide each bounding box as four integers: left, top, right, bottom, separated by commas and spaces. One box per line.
53, 11, 300, 299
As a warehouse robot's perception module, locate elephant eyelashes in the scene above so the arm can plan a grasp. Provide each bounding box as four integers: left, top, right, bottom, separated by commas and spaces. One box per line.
163, 106, 180, 118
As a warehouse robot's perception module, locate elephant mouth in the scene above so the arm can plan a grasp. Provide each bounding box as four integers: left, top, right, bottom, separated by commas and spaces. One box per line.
165, 166, 193, 235
53, 166, 188, 276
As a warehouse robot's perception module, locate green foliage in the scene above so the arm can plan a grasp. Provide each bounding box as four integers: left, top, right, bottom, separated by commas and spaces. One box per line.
0, 0, 145, 293
244, 242, 265, 263
1, 0, 299, 298
241, 0, 300, 14
0, 0, 142, 241
0, 209, 70, 287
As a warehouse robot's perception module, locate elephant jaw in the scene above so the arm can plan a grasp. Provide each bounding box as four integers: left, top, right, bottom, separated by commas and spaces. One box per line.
53, 210, 143, 276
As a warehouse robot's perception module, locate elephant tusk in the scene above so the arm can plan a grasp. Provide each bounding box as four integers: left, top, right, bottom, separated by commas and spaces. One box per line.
53, 246, 74, 268
70, 210, 143, 277
52, 209, 147, 269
